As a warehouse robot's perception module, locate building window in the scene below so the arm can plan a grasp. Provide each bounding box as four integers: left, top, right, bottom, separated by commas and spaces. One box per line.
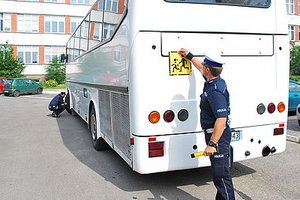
45, 16, 65, 33
17, 46, 39, 64
0, 13, 11, 32
106, 0, 118, 12
45, 46, 65, 64
70, 17, 82, 33
103, 24, 115, 39
289, 25, 295, 41
98, 0, 119, 12
286, 0, 294, 14
17, 14, 38, 33
71, 0, 91, 5
45, 0, 65, 3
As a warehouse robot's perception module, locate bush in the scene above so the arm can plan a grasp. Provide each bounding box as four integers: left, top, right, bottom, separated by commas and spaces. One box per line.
290, 75, 300, 82
40, 79, 58, 88
45, 57, 65, 84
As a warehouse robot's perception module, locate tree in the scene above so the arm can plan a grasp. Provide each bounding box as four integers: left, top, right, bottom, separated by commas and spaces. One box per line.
290, 42, 300, 76
0, 41, 25, 78
45, 56, 66, 84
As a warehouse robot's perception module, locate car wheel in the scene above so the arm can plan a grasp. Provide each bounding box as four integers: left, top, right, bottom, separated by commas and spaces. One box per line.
13, 90, 20, 97
37, 88, 43, 94
90, 105, 109, 151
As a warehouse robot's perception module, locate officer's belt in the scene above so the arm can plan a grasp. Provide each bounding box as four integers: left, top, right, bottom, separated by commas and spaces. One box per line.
203, 128, 214, 134
203, 126, 227, 134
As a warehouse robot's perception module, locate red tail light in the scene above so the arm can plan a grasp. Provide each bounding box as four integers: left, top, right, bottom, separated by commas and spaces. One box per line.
268, 103, 276, 113
163, 110, 175, 122
148, 141, 164, 158
273, 128, 284, 135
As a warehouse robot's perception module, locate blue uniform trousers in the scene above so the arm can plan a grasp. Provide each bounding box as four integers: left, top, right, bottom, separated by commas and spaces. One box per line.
205, 128, 235, 200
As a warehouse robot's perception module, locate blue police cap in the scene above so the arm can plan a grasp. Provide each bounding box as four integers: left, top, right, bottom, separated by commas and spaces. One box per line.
203, 54, 224, 68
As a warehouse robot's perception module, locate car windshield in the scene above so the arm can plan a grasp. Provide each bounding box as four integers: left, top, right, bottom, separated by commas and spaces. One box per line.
164, 0, 271, 8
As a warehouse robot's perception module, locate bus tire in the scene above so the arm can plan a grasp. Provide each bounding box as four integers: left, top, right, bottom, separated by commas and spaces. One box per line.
89, 105, 109, 151
65, 92, 72, 114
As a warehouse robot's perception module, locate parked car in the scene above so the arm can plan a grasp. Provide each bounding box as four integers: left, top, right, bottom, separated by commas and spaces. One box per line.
0, 77, 6, 94
3, 78, 43, 97
289, 80, 300, 112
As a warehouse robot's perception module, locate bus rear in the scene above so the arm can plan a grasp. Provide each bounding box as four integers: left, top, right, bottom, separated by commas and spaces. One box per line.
129, 0, 289, 173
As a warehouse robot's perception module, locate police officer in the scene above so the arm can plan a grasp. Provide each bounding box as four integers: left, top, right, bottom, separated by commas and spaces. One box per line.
178, 48, 235, 200
48, 91, 67, 118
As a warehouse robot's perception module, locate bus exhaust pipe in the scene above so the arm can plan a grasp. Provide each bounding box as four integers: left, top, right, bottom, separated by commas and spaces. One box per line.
262, 146, 271, 157
270, 147, 277, 154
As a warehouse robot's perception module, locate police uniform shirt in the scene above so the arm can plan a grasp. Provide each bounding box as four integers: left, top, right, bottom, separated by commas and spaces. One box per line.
200, 77, 230, 129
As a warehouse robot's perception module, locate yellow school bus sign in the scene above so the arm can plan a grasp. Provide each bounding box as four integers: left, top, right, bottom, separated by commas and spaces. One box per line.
169, 51, 192, 76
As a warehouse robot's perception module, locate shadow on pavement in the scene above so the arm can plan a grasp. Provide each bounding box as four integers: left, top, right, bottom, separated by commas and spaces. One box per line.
56, 112, 256, 200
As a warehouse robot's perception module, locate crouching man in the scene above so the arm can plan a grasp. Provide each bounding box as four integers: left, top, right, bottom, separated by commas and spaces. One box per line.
48, 92, 67, 118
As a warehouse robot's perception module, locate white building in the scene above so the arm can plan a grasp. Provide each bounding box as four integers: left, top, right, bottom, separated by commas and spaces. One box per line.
0, 0, 93, 79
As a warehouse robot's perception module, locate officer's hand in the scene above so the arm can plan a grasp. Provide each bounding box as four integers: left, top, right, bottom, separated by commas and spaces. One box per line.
204, 146, 217, 156
178, 48, 189, 57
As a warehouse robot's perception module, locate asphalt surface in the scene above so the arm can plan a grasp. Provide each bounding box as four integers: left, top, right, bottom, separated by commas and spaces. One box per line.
0, 91, 299, 200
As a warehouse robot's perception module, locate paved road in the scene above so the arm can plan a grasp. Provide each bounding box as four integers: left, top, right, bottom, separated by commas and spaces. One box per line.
0, 93, 299, 200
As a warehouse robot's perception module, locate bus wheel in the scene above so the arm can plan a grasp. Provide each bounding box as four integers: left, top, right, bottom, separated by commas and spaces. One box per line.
90, 106, 109, 151
65, 92, 72, 114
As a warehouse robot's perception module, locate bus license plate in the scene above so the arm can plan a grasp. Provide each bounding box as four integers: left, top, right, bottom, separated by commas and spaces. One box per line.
231, 130, 241, 142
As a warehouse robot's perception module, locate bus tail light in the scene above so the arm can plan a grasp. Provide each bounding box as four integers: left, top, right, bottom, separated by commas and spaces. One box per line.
257, 103, 266, 115
273, 128, 284, 135
149, 141, 164, 158
178, 109, 189, 121
277, 102, 285, 113
148, 111, 160, 124
267, 103, 276, 113
163, 110, 175, 122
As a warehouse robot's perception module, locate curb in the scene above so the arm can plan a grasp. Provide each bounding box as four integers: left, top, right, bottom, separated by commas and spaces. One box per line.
43, 89, 66, 94
287, 135, 300, 143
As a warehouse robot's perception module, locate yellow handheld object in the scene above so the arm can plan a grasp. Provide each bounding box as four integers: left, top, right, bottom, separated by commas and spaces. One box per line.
191, 148, 217, 158
191, 151, 205, 158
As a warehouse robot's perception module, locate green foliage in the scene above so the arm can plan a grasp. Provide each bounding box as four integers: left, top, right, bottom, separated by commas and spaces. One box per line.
290, 43, 300, 76
0, 41, 25, 78
40, 79, 58, 88
45, 56, 66, 84
290, 75, 300, 82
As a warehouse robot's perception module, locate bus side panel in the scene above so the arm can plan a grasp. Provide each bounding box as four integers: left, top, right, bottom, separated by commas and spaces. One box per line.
98, 90, 131, 160
68, 82, 132, 163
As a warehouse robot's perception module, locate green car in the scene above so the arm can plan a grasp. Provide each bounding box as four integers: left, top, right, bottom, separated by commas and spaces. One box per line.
3, 78, 43, 97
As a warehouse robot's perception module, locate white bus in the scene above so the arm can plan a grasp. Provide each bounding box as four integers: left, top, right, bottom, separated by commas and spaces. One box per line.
64, 0, 289, 174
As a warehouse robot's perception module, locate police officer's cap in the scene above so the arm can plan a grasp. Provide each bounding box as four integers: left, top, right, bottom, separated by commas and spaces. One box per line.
203, 53, 224, 68
60, 92, 66, 95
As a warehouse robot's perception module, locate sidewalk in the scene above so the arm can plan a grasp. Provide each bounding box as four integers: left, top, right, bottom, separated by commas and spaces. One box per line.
43, 89, 66, 94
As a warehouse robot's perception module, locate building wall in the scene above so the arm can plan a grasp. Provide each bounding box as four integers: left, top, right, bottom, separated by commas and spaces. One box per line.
287, 0, 300, 42
0, 0, 92, 79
